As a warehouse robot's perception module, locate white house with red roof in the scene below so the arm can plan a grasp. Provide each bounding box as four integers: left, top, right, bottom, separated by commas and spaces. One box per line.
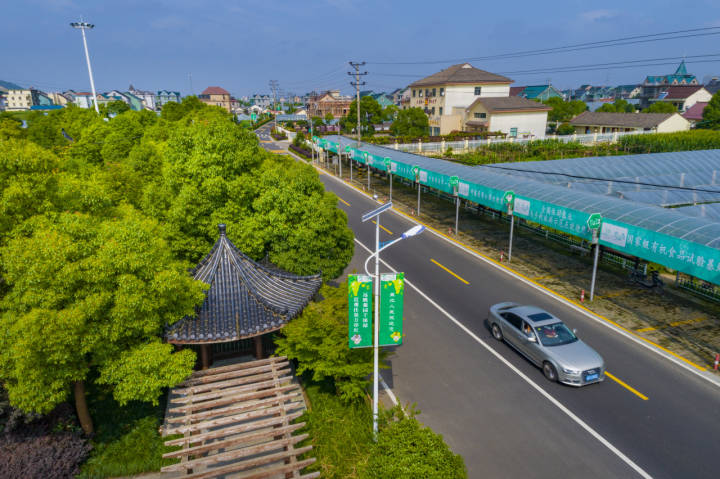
652, 85, 712, 112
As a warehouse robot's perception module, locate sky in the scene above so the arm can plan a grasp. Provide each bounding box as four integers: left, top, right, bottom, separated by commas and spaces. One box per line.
3, 0, 720, 98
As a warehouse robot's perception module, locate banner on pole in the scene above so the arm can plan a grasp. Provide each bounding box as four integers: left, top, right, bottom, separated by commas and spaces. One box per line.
348, 274, 373, 348
380, 272, 405, 346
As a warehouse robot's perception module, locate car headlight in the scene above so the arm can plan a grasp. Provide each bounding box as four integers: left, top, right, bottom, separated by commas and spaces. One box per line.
561, 367, 581, 375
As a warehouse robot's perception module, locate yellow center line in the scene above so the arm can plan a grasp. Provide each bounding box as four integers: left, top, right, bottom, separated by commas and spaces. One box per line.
337, 196, 350, 207
307, 159, 709, 372
605, 371, 649, 401
372, 220, 393, 235
636, 326, 657, 333
430, 259, 469, 285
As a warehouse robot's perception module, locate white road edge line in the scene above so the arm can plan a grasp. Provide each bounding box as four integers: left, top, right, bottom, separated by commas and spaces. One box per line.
355, 238, 652, 479
312, 159, 720, 389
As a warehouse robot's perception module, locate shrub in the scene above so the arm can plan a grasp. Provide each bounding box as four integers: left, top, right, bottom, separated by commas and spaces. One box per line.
0, 431, 91, 479
362, 410, 466, 479
557, 122, 575, 135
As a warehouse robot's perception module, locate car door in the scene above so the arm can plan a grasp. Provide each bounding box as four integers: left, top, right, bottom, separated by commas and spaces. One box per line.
500, 312, 523, 347
519, 321, 543, 365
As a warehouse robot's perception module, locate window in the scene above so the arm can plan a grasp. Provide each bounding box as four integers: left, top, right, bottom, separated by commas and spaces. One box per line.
431, 107, 435, 115
510, 128, 518, 137
439, 107, 443, 115
419, 90, 423, 97
432, 88, 436, 97
413, 89, 416, 97
473, 112, 487, 119
440, 88, 444, 96
425, 89, 430, 97
474, 87, 482, 95
501, 313, 523, 330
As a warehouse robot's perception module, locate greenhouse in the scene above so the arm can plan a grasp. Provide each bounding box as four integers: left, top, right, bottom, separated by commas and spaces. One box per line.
315, 136, 720, 285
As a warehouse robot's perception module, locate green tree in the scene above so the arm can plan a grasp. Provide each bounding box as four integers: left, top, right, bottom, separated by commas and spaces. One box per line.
25, 111, 67, 150
161, 101, 185, 121
0, 207, 205, 435
324, 112, 334, 124
274, 281, 375, 401
390, 107, 429, 137
557, 122, 575, 135
362, 412, 467, 478
293, 130, 306, 148
343, 97, 383, 135
596, 99, 635, 113
0, 117, 26, 141
383, 104, 399, 121
699, 91, 720, 129
642, 102, 678, 113
105, 100, 131, 116
543, 98, 588, 123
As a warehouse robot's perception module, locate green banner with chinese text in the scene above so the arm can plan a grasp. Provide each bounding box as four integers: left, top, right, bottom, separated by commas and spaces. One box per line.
380, 272, 404, 346
348, 274, 373, 348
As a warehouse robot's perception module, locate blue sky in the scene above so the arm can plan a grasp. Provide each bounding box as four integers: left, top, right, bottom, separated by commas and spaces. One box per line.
3, 0, 720, 97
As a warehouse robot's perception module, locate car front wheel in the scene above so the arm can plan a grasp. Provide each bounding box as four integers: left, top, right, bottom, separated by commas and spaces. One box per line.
491, 323, 503, 341
543, 362, 558, 382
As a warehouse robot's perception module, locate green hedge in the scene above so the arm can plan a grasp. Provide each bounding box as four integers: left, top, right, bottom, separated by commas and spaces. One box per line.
619, 130, 720, 153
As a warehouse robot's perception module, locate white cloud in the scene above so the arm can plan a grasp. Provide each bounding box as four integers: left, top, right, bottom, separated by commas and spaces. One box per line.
579, 9, 618, 22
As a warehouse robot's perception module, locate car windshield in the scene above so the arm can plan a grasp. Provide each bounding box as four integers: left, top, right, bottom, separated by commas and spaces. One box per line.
535, 322, 578, 347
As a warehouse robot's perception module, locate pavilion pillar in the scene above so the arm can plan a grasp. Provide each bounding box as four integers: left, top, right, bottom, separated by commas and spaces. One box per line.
200, 344, 211, 370
254, 336, 264, 360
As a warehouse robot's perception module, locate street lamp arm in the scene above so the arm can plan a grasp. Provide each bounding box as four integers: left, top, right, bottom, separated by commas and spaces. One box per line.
363, 237, 403, 277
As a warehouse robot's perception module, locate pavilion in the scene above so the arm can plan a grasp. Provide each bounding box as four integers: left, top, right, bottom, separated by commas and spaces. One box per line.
166, 224, 322, 369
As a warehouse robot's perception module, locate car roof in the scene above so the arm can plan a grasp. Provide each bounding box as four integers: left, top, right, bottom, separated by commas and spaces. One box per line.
509, 305, 560, 326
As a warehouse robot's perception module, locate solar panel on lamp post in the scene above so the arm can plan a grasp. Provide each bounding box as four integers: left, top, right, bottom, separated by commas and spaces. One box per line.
70, 21, 100, 115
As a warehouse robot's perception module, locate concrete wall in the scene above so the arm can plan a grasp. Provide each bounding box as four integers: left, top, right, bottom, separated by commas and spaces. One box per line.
443, 84, 510, 112
657, 113, 691, 133
488, 111, 548, 139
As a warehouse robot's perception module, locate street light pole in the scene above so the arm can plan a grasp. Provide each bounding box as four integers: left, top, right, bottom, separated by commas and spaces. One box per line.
507, 203, 515, 262
590, 229, 600, 301
70, 21, 100, 114
363, 217, 424, 438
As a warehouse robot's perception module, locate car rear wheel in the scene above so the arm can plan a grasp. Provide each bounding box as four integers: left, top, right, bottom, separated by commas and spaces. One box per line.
543, 362, 558, 382
491, 323, 503, 341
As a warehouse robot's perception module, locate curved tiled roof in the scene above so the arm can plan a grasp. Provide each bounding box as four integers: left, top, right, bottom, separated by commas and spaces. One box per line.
166, 225, 321, 344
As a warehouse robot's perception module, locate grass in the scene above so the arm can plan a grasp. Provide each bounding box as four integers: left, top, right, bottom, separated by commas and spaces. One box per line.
77, 383, 179, 478
296, 380, 374, 479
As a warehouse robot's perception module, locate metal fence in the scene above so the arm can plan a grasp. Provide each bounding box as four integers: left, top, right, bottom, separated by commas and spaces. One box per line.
391, 129, 657, 154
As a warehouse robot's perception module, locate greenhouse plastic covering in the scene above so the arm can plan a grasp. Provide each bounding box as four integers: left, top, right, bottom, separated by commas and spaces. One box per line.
324, 137, 720, 284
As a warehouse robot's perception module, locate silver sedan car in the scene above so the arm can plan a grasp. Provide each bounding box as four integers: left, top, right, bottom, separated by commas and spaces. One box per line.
488, 302, 605, 386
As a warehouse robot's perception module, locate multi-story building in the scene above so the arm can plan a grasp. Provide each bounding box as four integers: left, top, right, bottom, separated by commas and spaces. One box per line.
157, 90, 181, 109
128, 84, 157, 110
307, 91, 351, 118
198, 86, 232, 112
5, 88, 53, 111
71, 92, 95, 109
640, 60, 698, 108
408, 63, 550, 137
47, 92, 73, 107
250, 94, 272, 108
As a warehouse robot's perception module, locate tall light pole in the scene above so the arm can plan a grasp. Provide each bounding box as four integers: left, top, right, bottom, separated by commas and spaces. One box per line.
70, 21, 100, 114
362, 204, 424, 438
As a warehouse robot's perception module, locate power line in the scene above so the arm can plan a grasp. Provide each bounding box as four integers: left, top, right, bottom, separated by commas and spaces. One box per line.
348, 61, 367, 149
367, 26, 720, 65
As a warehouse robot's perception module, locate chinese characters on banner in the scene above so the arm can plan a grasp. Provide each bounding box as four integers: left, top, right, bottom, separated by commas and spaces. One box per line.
348, 274, 373, 348
380, 273, 405, 346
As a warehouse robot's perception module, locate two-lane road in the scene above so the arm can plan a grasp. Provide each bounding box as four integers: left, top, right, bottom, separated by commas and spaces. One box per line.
258, 126, 720, 478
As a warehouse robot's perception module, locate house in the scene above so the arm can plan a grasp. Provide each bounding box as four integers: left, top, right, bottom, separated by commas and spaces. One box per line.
706, 78, 720, 95
361, 91, 394, 108
462, 96, 551, 138
682, 102, 708, 126
250, 94, 272, 108
95, 93, 125, 108
199, 86, 232, 112
307, 91, 351, 119
71, 92, 95, 109
5, 88, 53, 111
47, 92, 73, 106
510, 85, 563, 101
640, 60, 698, 108
157, 90, 181, 109
407, 62, 549, 137
123, 92, 145, 111
651, 85, 712, 112
614, 84, 641, 99
128, 84, 157, 110
569, 112, 690, 134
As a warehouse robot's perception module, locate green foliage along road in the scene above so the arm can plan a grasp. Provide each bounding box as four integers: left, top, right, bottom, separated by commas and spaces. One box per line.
0, 96, 354, 436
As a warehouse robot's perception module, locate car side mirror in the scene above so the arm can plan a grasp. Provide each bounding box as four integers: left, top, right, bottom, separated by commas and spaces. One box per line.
526, 333, 537, 343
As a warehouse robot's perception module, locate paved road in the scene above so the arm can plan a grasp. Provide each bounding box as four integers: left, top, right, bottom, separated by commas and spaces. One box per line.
256, 124, 720, 478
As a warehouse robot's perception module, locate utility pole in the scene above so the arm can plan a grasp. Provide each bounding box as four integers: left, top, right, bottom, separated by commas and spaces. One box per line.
269, 80, 279, 130
348, 62, 367, 148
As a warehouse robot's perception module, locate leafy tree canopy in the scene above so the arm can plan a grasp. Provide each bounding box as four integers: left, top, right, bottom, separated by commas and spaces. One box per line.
699, 91, 720, 129
543, 98, 588, 123
642, 102, 678, 113
390, 108, 429, 137
596, 98, 635, 113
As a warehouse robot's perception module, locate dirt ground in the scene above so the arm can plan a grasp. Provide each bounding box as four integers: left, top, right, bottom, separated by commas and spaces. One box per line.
326, 159, 720, 371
